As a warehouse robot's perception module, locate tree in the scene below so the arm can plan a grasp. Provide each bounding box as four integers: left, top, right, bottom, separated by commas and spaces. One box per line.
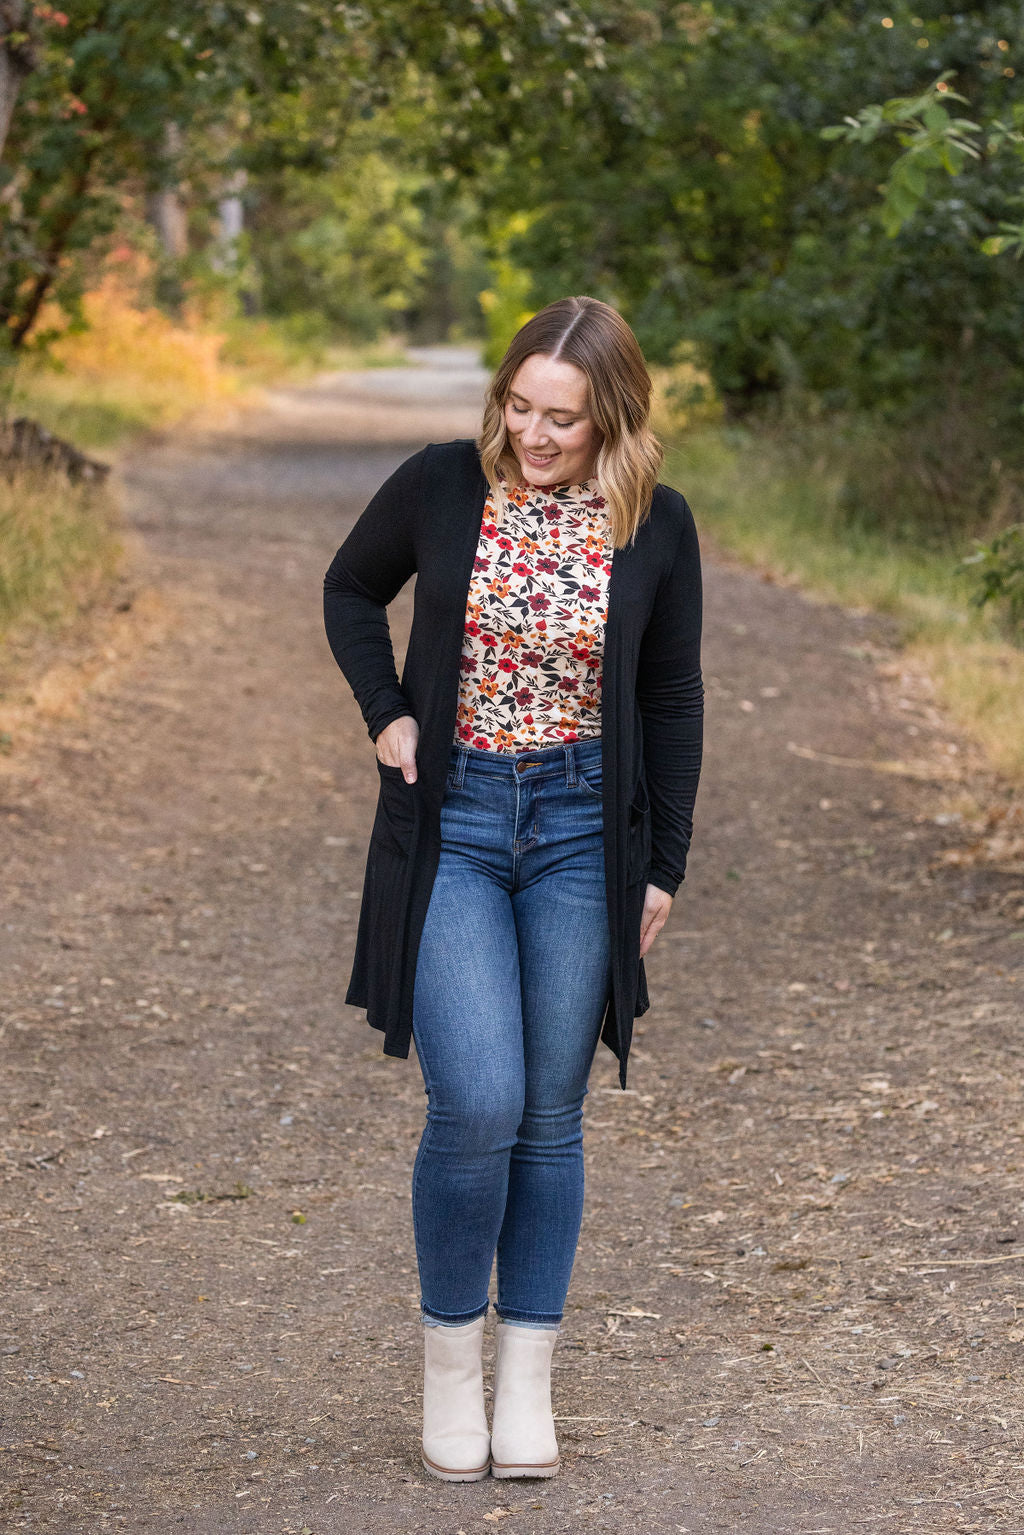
0, 0, 623, 356
442, 1, 1023, 421
0, 0, 38, 162
824, 72, 1024, 252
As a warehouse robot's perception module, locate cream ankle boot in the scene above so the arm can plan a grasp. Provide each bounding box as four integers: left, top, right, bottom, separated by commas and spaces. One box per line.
420, 1316, 491, 1481
489, 1321, 560, 1478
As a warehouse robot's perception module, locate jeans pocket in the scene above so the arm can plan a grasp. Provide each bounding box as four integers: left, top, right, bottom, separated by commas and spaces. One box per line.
575, 768, 603, 800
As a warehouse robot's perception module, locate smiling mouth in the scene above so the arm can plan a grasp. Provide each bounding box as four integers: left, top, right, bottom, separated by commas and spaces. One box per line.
522, 448, 558, 466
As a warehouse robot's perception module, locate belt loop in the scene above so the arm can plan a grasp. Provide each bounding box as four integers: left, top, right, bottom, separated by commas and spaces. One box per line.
454, 744, 469, 788
564, 741, 577, 787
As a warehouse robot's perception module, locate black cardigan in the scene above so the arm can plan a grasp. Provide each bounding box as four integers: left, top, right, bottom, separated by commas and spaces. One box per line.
323, 439, 703, 1088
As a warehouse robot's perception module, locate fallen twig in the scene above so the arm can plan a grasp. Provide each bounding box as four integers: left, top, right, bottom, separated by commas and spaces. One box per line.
801, 1357, 827, 1387
900, 1254, 1024, 1268
786, 742, 962, 782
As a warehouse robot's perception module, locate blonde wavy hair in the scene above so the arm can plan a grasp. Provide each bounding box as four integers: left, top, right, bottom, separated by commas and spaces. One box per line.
478, 296, 663, 549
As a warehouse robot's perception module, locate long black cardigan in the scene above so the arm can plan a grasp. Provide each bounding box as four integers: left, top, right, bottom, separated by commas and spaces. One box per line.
323, 439, 703, 1088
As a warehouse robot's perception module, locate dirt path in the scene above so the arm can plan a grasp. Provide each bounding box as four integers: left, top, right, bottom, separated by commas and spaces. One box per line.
2, 349, 1023, 1535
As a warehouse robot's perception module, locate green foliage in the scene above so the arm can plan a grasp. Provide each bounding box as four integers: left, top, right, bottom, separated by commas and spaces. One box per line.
479, 259, 534, 370
963, 524, 1024, 632
4, 0, 1024, 554
478, 218, 536, 368
0, 0, 620, 357
445, 2, 1024, 432
824, 73, 1024, 241
1, 1, 258, 352
255, 152, 430, 340
822, 75, 984, 235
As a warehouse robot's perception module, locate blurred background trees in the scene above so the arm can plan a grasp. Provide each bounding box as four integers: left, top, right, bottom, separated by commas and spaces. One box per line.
1, 1, 1022, 569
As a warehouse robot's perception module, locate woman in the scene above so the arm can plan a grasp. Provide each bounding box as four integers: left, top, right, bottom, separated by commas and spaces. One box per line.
323, 296, 703, 1482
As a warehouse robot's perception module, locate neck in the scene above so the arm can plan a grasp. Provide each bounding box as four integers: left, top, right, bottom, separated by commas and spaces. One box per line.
513, 474, 595, 493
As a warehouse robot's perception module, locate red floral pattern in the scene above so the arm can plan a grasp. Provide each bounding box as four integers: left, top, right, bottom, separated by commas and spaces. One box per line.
454, 479, 612, 752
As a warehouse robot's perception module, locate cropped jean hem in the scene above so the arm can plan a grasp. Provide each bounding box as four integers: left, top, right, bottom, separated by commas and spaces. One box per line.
421, 1299, 489, 1327
494, 1306, 562, 1328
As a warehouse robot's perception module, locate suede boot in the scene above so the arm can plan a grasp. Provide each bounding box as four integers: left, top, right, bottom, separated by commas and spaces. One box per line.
420, 1316, 491, 1481
489, 1321, 560, 1478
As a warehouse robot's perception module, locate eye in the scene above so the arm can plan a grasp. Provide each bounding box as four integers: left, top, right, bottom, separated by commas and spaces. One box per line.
509, 402, 527, 415
553, 420, 576, 429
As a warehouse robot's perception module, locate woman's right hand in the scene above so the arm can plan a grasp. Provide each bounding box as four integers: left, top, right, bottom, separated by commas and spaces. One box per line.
375, 715, 420, 783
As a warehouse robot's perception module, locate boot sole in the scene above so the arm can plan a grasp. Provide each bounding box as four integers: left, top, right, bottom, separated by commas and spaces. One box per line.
490, 1457, 560, 1479
421, 1451, 491, 1482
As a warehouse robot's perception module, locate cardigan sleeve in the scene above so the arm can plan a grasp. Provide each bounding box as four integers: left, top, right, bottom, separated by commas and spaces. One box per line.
635, 498, 704, 897
323, 447, 425, 743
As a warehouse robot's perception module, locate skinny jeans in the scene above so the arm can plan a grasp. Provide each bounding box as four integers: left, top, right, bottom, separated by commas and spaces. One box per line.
411, 735, 612, 1327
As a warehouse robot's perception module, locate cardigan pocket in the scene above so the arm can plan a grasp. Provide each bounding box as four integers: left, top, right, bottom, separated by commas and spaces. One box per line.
626, 778, 652, 885
372, 759, 417, 857
356, 838, 409, 1032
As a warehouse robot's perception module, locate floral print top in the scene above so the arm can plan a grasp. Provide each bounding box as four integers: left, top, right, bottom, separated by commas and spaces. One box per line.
454, 478, 612, 752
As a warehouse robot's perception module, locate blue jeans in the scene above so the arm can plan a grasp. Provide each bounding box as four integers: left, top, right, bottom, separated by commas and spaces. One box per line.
411, 735, 612, 1327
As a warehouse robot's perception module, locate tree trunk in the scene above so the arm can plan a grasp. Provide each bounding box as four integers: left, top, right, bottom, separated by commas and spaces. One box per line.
212, 168, 247, 271
145, 121, 189, 258
9, 149, 97, 349
0, 3, 37, 164
0, 45, 20, 160
146, 184, 189, 259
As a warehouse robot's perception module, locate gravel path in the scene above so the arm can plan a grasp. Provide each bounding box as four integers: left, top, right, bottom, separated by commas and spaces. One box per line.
2, 349, 1023, 1533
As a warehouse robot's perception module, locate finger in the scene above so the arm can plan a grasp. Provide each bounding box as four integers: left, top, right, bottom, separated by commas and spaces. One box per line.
640, 911, 666, 958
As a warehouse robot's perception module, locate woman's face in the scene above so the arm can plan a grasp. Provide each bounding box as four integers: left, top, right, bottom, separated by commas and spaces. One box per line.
504, 353, 601, 488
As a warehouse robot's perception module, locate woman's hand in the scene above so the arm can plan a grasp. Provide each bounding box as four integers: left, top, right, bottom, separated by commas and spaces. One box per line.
639, 885, 672, 958
375, 715, 420, 782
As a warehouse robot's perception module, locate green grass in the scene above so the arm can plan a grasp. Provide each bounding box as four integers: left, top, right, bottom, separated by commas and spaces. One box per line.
0, 468, 121, 641
664, 422, 1024, 784
5, 382, 175, 454
1, 288, 412, 666
665, 425, 978, 637
5, 292, 410, 457
215, 314, 410, 385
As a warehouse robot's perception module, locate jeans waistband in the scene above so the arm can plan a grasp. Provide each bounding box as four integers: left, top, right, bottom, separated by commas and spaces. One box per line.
448, 735, 601, 788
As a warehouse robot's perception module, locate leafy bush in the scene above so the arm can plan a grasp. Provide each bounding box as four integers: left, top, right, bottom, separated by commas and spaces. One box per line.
10, 257, 236, 450
963, 524, 1024, 634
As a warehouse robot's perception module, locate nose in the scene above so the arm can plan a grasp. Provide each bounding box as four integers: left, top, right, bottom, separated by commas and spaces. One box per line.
521, 418, 552, 451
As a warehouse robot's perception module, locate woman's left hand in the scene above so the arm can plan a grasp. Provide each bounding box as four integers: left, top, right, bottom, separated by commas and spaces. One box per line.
639, 885, 673, 958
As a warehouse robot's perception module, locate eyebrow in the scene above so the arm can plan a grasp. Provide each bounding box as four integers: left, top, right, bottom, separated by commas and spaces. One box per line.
508, 391, 584, 417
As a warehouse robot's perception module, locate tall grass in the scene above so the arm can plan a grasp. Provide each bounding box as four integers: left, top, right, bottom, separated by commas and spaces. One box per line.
4, 263, 409, 455
1, 258, 413, 669
664, 425, 970, 634
5, 271, 240, 452
662, 419, 1024, 784
0, 468, 121, 641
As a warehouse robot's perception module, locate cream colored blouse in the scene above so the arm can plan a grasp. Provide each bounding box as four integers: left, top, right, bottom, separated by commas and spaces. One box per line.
453, 478, 612, 752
